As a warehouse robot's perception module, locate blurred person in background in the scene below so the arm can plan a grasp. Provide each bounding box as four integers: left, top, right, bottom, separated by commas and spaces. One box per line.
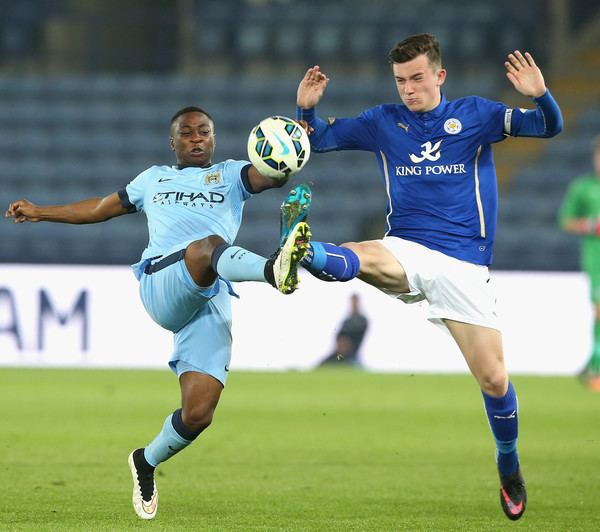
319, 293, 369, 367
290, 33, 562, 520
5, 106, 311, 520
559, 135, 600, 391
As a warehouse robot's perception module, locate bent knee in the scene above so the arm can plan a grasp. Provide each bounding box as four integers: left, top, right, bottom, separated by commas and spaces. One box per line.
181, 406, 215, 432
479, 371, 508, 397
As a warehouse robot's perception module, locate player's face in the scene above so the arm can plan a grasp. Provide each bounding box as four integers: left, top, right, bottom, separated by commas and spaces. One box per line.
170, 112, 215, 167
392, 54, 446, 113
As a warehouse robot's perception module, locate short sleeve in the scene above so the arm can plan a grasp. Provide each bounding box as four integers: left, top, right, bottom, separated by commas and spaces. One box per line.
124, 168, 154, 212
223, 159, 253, 201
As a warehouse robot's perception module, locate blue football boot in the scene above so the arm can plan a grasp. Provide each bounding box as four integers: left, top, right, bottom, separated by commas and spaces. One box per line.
279, 184, 312, 247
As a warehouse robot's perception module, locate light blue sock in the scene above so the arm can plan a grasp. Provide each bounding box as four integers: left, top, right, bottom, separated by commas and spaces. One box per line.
213, 245, 266, 282
144, 413, 193, 467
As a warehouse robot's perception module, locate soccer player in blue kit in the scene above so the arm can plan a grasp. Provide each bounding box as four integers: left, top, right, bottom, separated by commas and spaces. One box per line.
5, 106, 311, 520
293, 34, 562, 520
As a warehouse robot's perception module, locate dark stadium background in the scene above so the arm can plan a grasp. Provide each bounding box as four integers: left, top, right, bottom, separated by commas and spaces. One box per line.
1, 3, 600, 531
0, 0, 598, 271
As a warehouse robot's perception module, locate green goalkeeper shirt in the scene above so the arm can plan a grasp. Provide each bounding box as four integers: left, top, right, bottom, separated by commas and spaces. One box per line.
559, 173, 600, 273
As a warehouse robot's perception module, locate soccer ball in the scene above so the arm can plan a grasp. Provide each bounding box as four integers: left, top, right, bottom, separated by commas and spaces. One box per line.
247, 116, 311, 179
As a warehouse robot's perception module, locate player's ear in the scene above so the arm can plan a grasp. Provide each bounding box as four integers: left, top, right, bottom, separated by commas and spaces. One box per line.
169, 136, 175, 151
437, 68, 447, 87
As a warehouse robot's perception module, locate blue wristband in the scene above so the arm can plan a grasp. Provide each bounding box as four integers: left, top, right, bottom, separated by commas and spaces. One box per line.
296, 106, 315, 122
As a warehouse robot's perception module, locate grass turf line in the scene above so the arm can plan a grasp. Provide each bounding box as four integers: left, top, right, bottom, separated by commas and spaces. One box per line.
0, 368, 599, 531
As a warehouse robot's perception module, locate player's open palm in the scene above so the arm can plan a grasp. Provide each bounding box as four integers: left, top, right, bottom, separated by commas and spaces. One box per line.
297, 65, 330, 109
5, 199, 40, 223
505, 51, 546, 99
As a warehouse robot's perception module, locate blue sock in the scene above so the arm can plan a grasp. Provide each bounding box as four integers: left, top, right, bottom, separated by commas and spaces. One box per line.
144, 409, 201, 467
301, 242, 360, 281
482, 381, 519, 476
212, 244, 266, 282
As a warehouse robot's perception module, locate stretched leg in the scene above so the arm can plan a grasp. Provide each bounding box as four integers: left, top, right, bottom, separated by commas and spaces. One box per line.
302, 241, 361, 281
279, 185, 403, 288
444, 319, 526, 521
129, 371, 222, 520
173, 227, 310, 295
302, 238, 411, 294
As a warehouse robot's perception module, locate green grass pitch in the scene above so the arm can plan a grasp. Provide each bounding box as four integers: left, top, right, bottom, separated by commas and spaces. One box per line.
1, 368, 599, 531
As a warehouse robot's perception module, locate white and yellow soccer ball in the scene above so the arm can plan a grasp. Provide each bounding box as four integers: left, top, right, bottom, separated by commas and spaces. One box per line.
247, 116, 311, 179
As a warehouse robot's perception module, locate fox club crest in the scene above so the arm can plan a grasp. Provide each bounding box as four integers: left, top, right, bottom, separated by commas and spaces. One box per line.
444, 118, 462, 135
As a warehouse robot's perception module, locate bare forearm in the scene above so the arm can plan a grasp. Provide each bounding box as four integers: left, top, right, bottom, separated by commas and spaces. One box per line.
6, 192, 128, 224
33, 198, 108, 223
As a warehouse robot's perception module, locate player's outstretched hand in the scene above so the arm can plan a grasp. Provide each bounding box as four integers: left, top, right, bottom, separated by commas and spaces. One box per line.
5, 199, 40, 223
505, 51, 546, 99
297, 65, 330, 110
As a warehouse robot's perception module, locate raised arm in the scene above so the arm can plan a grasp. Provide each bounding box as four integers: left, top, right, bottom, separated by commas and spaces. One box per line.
5, 191, 130, 224
296, 65, 330, 112
505, 50, 547, 98
504, 50, 563, 138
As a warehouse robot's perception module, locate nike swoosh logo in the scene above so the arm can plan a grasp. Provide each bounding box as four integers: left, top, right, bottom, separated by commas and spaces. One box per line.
501, 487, 523, 515
272, 132, 290, 155
230, 249, 242, 259
141, 494, 158, 515
158, 178, 174, 182
494, 410, 516, 420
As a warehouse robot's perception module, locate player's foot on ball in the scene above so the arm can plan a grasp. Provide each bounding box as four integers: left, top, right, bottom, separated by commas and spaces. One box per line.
499, 466, 526, 521
266, 221, 311, 294
280, 184, 312, 246
128, 448, 158, 520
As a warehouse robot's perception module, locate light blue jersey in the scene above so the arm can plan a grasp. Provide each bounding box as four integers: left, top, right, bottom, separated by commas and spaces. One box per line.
120, 160, 252, 263
118, 159, 253, 385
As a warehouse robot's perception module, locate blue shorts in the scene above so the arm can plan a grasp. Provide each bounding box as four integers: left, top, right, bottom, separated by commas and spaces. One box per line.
133, 247, 236, 386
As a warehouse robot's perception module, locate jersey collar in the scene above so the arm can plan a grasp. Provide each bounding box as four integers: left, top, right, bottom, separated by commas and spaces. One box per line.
418, 93, 448, 119
175, 162, 213, 170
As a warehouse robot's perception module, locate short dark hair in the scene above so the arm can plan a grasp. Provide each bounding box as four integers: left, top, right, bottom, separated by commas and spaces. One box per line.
170, 106, 214, 125
388, 33, 442, 69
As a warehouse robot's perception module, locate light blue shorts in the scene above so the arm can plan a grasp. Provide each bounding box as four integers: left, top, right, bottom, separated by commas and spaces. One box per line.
134, 247, 235, 386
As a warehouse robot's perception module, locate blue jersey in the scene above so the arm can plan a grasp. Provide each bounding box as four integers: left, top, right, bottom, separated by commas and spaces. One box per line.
304, 95, 523, 265
120, 160, 252, 261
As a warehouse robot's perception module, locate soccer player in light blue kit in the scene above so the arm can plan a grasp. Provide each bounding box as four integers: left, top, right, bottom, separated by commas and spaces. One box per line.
292, 34, 562, 520
5, 106, 311, 520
